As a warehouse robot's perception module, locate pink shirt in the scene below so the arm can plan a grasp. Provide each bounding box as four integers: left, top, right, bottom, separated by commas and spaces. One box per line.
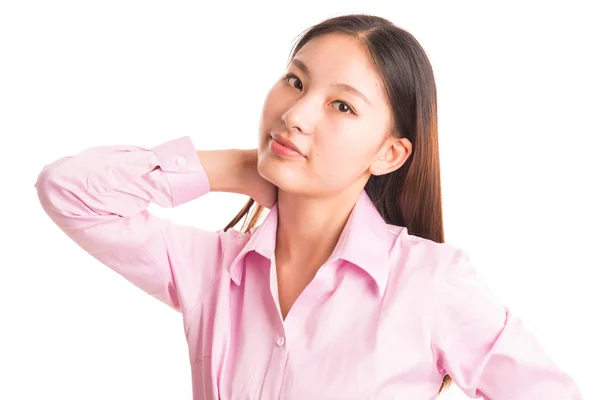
35, 136, 581, 399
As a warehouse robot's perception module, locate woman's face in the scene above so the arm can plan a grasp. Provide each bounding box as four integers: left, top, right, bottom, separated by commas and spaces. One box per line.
257, 33, 398, 197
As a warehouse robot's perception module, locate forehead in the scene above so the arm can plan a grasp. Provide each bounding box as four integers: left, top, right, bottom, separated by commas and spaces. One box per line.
292, 33, 386, 100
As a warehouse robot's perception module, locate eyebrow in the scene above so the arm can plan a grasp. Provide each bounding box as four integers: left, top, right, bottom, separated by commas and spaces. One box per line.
291, 58, 372, 107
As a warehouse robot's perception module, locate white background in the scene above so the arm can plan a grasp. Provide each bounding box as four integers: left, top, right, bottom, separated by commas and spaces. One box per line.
1, 0, 598, 399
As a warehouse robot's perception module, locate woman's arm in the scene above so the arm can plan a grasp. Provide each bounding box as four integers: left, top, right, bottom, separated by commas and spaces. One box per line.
431, 249, 582, 399
35, 136, 257, 313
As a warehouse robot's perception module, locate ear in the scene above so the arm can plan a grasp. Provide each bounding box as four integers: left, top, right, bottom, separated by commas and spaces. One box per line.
369, 137, 412, 176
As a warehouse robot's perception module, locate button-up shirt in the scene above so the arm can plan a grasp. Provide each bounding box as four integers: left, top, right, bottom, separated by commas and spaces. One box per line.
35, 136, 581, 399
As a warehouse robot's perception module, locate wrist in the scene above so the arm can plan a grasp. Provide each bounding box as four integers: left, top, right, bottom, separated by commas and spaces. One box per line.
237, 149, 260, 197
196, 149, 254, 194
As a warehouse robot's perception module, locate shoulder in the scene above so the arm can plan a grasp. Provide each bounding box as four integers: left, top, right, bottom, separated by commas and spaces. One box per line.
386, 224, 464, 279
382, 224, 483, 307
388, 226, 503, 318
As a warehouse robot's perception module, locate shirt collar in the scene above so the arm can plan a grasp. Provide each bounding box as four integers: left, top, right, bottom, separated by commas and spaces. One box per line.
229, 190, 392, 295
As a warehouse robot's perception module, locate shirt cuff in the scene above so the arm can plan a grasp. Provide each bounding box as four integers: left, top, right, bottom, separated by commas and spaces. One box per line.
152, 136, 210, 206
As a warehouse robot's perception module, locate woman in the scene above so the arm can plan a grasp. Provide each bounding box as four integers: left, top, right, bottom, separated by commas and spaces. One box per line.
35, 13, 581, 399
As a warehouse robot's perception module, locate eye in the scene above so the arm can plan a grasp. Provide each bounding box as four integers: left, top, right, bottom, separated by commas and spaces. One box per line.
331, 100, 356, 115
284, 73, 303, 90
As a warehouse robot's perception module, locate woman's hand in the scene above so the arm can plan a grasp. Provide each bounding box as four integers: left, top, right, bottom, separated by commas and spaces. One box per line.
243, 149, 278, 208
196, 148, 277, 208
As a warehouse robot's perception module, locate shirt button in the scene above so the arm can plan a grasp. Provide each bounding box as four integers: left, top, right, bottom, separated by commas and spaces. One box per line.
276, 337, 285, 347
175, 156, 187, 167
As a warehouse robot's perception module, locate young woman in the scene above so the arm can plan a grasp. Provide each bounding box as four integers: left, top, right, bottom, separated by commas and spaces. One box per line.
36, 14, 581, 400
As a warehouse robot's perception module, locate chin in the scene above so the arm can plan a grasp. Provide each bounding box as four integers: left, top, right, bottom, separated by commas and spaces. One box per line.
258, 156, 290, 185
257, 156, 307, 194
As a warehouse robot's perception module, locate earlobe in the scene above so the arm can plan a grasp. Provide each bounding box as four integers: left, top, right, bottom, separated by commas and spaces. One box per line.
369, 157, 389, 176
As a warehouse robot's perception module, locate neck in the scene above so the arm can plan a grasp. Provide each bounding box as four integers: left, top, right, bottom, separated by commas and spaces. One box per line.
274, 187, 362, 272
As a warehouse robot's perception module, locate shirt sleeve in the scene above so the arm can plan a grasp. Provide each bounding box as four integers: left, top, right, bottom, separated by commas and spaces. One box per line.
431, 249, 582, 399
35, 136, 228, 314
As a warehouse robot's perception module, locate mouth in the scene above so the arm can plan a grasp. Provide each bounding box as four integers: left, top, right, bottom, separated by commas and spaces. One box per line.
270, 135, 306, 158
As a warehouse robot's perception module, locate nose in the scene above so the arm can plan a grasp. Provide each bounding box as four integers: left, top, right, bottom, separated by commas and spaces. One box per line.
280, 96, 316, 135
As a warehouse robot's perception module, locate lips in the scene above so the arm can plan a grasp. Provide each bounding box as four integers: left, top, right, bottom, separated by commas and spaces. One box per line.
272, 135, 306, 157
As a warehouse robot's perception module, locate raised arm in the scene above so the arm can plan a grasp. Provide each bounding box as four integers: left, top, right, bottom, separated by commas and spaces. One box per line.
35, 136, 258, 313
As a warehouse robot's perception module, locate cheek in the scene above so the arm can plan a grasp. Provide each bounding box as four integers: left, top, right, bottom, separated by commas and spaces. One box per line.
315, 134, 373, 169
261, 87, 287, 126
309, 144, 370, 187
258, 94, 278, 147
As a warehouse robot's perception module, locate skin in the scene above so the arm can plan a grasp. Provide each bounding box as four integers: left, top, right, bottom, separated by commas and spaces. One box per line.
255, 33, 413, 318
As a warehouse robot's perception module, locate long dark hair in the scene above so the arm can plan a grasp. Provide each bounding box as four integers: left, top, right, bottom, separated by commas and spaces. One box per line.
224, 14, 449, 394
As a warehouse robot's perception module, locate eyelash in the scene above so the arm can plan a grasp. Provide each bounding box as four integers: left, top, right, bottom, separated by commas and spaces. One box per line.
283, 73, 357, 115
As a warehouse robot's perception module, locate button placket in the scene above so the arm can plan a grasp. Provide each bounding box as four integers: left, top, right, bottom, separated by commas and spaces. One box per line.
259, 333, 289, 399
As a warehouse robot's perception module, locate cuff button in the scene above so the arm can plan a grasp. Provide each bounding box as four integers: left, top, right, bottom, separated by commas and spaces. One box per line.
175, 156, 187, 167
